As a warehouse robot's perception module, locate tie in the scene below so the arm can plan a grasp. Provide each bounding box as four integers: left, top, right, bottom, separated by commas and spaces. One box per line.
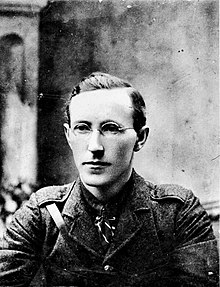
94, 207, 116, 248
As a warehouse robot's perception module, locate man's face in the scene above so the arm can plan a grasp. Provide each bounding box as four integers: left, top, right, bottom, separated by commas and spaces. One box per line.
65, 88, 139, 189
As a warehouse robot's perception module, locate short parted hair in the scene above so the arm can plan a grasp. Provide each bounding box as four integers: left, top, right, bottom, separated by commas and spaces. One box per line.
66, 72, 146, 132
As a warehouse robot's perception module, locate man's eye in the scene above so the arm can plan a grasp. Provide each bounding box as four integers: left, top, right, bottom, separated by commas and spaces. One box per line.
102, 123, 120, 134
74, 124, 90, 133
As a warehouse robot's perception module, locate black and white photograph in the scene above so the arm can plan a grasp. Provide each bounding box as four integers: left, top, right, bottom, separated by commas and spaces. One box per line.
0, 0, 219, 286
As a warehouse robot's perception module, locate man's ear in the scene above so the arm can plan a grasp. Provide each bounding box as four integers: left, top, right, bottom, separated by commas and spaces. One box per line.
63, 123, 71, 147
134, 125, 149, 152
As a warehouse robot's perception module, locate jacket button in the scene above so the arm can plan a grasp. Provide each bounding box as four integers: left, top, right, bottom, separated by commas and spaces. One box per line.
104, 265, 114, 271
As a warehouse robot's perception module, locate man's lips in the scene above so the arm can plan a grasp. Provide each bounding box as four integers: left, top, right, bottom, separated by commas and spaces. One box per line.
82, 161, 111, 166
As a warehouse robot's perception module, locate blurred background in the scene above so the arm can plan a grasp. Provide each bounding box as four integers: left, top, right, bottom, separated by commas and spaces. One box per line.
0, 0, 219, 240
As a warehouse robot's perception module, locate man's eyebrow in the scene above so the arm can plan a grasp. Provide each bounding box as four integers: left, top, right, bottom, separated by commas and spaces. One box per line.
101, 120, 121, 126
72, 120, 91, 125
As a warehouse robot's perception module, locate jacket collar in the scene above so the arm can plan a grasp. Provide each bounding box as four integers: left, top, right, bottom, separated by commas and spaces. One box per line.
62, 170, 152, 220
62, 170, 161, 260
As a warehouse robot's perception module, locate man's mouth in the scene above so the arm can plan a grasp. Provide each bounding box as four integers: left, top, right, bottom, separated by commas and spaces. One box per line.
82, 161, 111, 167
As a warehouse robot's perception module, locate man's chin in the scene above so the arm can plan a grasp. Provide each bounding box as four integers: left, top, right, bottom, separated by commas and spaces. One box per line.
80, 174, 112, 188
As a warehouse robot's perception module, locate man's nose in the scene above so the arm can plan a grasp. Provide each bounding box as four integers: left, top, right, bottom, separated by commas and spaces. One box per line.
87, 130, 104, 153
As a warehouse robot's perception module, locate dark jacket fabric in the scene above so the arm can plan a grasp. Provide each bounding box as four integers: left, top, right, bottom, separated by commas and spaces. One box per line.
0, 171, 219, 287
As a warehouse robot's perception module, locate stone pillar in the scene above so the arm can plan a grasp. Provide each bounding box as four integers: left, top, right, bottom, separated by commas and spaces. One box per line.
0, 0, 47, 195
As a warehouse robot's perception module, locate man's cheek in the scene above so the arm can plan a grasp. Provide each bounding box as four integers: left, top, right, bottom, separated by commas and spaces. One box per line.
115, 144, 133, 161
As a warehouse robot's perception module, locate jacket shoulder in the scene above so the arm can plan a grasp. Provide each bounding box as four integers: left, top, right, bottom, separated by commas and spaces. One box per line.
35, 182, 75, 207
149, 183, 192, 203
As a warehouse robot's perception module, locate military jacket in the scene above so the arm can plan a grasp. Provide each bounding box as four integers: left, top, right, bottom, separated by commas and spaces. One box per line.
0, 171, 219, 286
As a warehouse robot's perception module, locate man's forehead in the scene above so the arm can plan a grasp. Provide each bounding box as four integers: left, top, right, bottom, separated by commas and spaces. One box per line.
69, 87, 133, 109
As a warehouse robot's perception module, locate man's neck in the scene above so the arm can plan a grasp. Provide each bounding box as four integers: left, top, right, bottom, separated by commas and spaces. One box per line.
81, 169, 133, 203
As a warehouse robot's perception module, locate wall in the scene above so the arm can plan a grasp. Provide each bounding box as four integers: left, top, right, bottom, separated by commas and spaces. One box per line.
0, 0, 47, 236
38, 0, 219, 207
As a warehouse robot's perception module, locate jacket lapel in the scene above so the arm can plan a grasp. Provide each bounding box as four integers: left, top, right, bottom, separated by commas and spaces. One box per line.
104, 205, 143, 259
104, 172, 163, 265
62, 179, 104, 258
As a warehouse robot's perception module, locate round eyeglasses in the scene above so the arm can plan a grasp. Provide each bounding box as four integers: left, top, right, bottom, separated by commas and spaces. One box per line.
72, 122, 134, 137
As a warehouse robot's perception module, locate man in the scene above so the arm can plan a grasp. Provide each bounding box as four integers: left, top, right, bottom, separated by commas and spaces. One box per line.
0, 72, 219, 286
